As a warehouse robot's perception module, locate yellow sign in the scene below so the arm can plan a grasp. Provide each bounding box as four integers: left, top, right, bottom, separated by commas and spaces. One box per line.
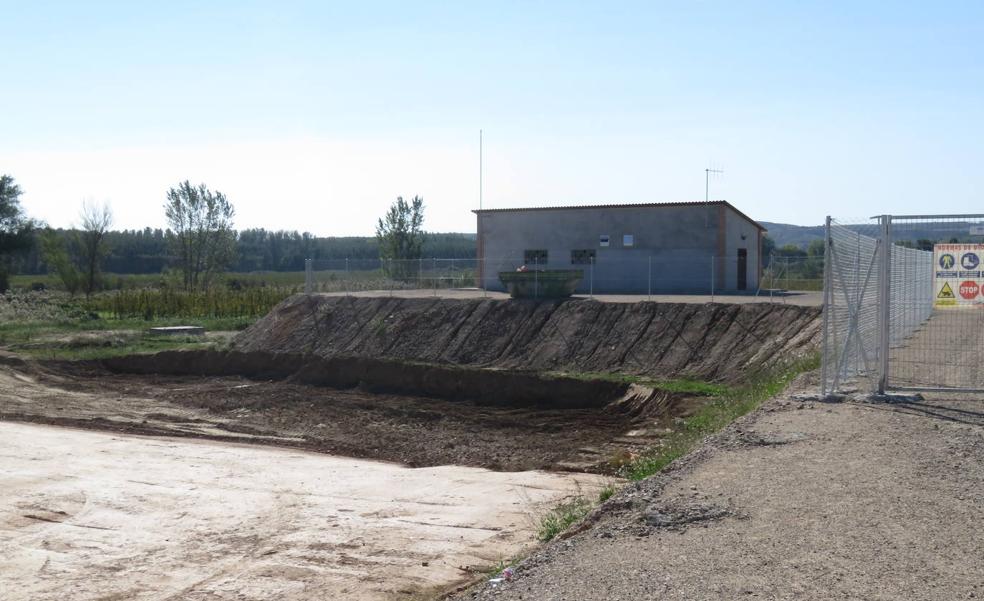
938, 282, 955, 299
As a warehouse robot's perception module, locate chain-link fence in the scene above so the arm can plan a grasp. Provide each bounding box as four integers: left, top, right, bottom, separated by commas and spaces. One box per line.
299, 255, 824, 300
821, 214, 984, 395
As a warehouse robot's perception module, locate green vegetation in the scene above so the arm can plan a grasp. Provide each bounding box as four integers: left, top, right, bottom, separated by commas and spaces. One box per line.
0, 290, 250, 360
536, 496, 593, 542
551, 370, 729, 397
597, 482, 619, 503
536, 354, 820, 543
620, 353, 820, 481
16, 333, 216, 361
92, 287, 289, 320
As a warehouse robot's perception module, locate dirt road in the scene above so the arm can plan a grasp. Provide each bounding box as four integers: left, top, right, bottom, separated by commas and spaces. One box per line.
454, 381, 984, 600
0, 422, 605, 601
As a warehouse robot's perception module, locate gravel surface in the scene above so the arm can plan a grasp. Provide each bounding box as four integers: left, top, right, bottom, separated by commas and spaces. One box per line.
453, 377, 984, 600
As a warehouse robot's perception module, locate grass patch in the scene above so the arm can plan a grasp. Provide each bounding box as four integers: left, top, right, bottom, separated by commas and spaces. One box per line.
536, 496, 593, 542
597, 482, 619, 504
620, 353, 820, 481
16, 334, 215, 361
549, 370, 727, 396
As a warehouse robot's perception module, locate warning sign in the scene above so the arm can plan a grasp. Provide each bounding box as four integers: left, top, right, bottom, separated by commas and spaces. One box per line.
959, 281, 980, 300
935, 244, 984, 307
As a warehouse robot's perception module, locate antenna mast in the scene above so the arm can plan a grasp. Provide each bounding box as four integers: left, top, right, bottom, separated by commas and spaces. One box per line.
479, 129, 483, 210
705, 167, 724, 202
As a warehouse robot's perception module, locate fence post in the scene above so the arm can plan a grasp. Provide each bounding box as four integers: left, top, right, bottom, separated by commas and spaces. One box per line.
304, 258, 313, 293
820, 217, 832, 396
877, 215, 892, 394
647, 255, 652, 301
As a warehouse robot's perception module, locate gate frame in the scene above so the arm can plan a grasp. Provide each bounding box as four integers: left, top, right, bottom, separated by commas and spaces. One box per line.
871, 213, 984, 394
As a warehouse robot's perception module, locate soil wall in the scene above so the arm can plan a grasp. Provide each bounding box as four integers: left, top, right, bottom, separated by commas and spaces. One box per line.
233, 296, 821, 380
101, 350, 628, 409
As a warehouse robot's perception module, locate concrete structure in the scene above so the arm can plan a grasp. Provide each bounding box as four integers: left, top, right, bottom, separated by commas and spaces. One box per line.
475, 201, 765, 294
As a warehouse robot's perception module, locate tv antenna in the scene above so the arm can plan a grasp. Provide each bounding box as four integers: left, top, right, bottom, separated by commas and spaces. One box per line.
705, 168, 724, 203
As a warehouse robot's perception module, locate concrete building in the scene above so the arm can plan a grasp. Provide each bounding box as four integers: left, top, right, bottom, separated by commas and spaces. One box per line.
475, 201, 765, 294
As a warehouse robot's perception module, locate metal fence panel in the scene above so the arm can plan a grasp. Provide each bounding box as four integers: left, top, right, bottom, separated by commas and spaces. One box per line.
822, 214, 984, 395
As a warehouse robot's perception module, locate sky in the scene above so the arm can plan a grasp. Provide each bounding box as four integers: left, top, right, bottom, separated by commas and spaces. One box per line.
1, 1, 982, 235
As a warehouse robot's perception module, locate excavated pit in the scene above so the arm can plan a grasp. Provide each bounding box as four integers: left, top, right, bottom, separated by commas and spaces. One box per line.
1, 349, 705, 472
0, 298, 821, 472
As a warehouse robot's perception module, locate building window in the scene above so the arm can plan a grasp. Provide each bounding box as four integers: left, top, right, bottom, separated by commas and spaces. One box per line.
623, 234, 634, 247
599, 235, 610, 247
571, 249, 596, 265
524, 249, 548, 265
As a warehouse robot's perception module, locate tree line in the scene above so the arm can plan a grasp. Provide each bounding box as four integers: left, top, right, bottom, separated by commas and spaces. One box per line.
0, 174, 469, 292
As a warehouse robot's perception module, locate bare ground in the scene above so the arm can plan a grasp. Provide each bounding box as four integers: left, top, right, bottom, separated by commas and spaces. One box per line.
0, 421, 606, 601
0, 355, 700, 472
451, 376, 984, 600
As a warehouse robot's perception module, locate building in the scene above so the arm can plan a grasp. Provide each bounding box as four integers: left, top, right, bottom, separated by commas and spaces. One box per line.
474, 200, 765, 294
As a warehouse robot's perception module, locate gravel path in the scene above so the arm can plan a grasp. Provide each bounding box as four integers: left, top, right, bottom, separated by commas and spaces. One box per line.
453, 378, 984, 600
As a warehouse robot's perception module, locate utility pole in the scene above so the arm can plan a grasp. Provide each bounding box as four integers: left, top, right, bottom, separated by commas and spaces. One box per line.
705, 168, 723, 202
479, 129, 483, 210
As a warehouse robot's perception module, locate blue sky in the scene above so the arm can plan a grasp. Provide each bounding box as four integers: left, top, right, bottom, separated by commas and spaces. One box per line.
1, 1, 981, 234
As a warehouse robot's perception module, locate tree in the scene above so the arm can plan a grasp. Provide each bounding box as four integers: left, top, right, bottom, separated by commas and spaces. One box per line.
77, 200, 113, 297
39, 229, 81, 295
0, 175, 38, 292
376, 195, 425, 280
164, 181, 236, 291
760, 234, 776, 268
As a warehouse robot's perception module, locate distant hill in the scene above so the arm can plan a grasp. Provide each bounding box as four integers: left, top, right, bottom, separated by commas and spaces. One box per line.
760, 220, 981, 250
759, 222, 825, 249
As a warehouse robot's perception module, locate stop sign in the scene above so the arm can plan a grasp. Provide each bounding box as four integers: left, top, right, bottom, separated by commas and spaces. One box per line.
959, 280, 980, 300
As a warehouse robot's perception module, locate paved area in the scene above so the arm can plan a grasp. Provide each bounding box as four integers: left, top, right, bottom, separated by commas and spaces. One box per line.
0, 422, 605, 601
455, 381, 984, 601
318, 288, 823, 306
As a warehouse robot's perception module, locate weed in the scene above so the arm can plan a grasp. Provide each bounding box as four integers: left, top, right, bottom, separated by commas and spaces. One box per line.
536, 496, 592, 542
597, 482, 619, 503
619, 353, 820, 482
548, 370, 727, 396
370, 316, 387, 337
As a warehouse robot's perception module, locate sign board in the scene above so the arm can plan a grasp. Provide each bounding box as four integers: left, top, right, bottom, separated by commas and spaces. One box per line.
934, 243, 984, 307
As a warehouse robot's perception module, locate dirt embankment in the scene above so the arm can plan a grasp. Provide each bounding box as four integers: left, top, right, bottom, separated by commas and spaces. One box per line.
233, 296, 821, 380
101, 350, 627, 409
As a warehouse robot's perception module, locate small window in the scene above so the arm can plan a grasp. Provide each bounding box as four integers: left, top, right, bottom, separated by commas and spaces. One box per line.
623, 234, 634, 247
524, 249, 548, 264
571, 249, 596, 265
599, 235, 610, 247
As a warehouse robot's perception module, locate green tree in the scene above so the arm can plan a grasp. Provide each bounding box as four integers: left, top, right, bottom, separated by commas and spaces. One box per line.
77, 200, 113, 297
164, 181, 236, 291
0, 175, 39, 291
39, 229, 81, 295
376, 195, 425, 280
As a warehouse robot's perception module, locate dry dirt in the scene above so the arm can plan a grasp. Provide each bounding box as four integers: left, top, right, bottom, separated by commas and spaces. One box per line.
452, 379, 984, 601
0, 353, 699, 473
234, 296, 821, 381
0, 421, 607, 601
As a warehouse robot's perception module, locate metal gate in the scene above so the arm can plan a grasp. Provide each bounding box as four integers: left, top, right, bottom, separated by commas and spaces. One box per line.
821, 214, 984, 395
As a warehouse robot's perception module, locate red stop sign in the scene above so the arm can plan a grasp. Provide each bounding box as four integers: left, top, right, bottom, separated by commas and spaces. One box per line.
959, 281, 980, 300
